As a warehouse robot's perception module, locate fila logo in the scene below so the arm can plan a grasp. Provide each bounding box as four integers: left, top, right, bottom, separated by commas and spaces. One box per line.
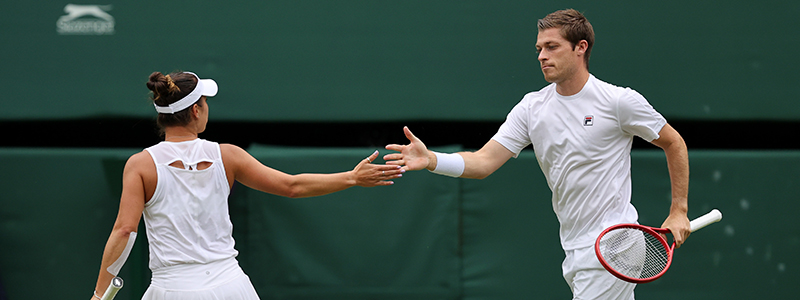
56, 4, 115, 35
584, 115, 594, 126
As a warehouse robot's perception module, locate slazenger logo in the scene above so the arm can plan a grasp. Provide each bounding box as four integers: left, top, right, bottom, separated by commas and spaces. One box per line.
56, 4, 115, 35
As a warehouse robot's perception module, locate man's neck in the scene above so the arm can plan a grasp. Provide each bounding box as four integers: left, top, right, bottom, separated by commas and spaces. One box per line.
555, 70, 590, 96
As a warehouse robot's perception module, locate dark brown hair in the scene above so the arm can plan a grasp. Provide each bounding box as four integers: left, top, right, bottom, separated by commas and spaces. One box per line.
537, 9, 594, 68
146, 71, 201, 132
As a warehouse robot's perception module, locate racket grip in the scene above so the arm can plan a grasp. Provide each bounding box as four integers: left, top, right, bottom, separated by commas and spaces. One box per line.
689, 209, 722, 232
100, 277, 123, 300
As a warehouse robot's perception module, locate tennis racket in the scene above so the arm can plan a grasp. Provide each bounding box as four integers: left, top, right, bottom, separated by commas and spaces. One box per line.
594, 209, 722, 283
100, 276, 124, 300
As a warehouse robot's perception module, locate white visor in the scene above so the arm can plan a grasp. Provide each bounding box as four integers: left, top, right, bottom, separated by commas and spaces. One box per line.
154, 72, 218, 114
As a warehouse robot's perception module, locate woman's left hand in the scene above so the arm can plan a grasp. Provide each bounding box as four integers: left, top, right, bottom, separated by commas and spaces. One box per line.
353, 150, 405, 187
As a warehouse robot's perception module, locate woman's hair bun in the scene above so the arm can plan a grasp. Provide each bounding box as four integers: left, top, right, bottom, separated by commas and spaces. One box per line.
147, 71, 181, 102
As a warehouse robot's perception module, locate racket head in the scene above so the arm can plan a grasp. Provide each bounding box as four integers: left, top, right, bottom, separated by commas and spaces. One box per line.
594, 224, 674, 284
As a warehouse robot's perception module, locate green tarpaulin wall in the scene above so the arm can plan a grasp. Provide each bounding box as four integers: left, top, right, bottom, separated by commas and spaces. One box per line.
1, 147, 798, 299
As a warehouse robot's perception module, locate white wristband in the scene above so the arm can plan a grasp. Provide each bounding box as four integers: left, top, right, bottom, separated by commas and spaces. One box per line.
430, 152, 465, 177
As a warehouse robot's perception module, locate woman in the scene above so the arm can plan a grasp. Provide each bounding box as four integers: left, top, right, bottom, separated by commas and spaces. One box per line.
91, 71, 404, 299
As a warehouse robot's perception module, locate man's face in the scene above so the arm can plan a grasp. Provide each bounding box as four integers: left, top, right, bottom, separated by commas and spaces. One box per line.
535, 28, 582, 83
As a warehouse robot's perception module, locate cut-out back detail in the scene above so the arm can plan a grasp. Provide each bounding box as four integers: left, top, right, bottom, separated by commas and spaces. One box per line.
168, 160, 213, 171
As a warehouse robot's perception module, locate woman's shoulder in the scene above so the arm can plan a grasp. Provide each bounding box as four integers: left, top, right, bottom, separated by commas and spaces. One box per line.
123, 150, 156, 176
128, 150, 152, 164
218, 143, 252, 166
218, 143, 246, 155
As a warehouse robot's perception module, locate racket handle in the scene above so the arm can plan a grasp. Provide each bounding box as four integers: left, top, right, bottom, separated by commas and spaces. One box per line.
689, 209, 722, 232
100, 277, 123, 300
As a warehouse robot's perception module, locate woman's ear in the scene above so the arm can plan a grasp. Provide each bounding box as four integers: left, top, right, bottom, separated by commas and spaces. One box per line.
191, 103, 201, 119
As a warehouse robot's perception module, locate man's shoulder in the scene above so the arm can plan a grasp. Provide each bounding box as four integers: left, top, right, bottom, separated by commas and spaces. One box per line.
522, 83, 557, 101
589, 75, 638, 96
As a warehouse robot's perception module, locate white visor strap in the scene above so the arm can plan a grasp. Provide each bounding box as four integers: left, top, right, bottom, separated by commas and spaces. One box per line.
154, 72, 217, 114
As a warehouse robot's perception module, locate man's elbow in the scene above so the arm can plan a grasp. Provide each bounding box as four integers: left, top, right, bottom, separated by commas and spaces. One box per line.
462, 167, 494, 180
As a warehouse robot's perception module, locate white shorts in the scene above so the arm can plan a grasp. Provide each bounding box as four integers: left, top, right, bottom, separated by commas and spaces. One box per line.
142, 257, 260, 300
562, 245, 636, 300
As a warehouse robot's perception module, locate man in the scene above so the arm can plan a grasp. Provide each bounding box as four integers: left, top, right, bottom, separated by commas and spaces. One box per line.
384, 9, 690, 299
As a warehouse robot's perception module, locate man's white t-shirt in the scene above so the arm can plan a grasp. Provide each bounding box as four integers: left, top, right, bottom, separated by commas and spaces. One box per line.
491, 74, 667, 250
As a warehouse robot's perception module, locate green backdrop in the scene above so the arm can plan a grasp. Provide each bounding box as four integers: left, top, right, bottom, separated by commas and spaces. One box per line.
2, 0, 798, 121
1, 1, 798, 299
1, 147, 798, 299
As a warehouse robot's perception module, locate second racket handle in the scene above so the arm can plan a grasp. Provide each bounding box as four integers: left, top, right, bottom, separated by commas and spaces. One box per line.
689, 209, 722, 232
100, 277, 124, 300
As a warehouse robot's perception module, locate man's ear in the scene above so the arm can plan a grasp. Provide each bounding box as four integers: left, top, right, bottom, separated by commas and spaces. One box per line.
575, 40, 589, 53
